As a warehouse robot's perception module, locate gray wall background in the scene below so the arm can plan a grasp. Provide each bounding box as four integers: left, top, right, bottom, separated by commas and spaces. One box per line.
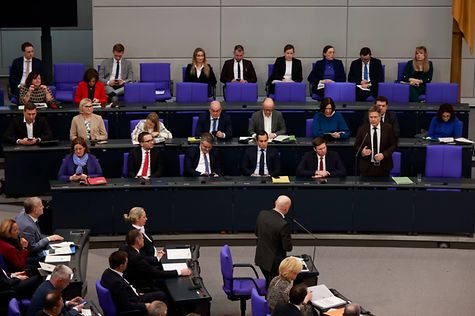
1, 1, 474, 98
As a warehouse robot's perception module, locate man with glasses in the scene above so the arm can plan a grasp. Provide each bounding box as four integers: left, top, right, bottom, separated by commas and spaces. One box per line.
248, 98, 286, 140
348, 47, 383, 101
195, 100, 233, 140
127, 132, 163, 178
184, 132, 221, 177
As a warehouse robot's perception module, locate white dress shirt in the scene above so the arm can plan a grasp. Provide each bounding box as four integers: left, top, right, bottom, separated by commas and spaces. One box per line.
108, 59, 122, 83
195, 150, 210, 174
283, 60, 293, 80
233, 60, 243, 80
253, 148, 269, 175
370, 123, 381, 162
263, 113, 272, 135
21, 58, 32, 86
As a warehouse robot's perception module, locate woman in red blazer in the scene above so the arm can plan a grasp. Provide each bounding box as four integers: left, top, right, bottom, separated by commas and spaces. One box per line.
0, 218, 29, 272
74, 68, 107, 105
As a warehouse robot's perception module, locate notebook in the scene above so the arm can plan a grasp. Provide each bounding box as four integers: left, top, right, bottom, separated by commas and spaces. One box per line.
309, 284, 347, 310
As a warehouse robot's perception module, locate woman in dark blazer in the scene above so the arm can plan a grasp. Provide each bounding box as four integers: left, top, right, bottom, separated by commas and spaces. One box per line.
184, 47, 217, 98
74, 68, 107, 105
57, 136, 103, 181
124, 207, 163, 266
267, 44, 303, 94
307, 45, 346, 97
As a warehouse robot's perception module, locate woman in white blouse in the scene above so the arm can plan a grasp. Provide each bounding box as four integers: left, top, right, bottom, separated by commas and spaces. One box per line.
131, 112, 172, 143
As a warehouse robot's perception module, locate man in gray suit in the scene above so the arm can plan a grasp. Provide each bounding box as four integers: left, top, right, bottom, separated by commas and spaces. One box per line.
16, 197, 63, 256
248, 97, 286, 140
99, 43, 134, 102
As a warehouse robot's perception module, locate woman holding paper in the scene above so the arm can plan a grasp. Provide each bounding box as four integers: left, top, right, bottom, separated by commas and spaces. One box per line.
74, 68, 107, 105
69, 98, 108, 141
311, 97, 350, 139
267, 257, 315, 316
130, 112, 172, 143
58, 136, 103, 182
307, 45, 346, 98
124, 207, 164, 266
0, 219, 29, 272
427, 103, 462, 139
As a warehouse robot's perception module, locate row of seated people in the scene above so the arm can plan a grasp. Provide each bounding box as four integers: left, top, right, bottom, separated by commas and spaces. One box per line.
0, 198, 173, 315
9, 41, 433, 105
2, 94, 462, 149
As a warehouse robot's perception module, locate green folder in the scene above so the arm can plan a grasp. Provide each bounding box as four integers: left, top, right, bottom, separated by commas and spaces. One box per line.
392, 177, 413, 185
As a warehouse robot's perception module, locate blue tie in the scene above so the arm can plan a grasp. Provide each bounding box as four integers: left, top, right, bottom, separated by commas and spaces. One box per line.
363, 63, 369, 81
203, 153, 210, 174
212, 118, 218, 132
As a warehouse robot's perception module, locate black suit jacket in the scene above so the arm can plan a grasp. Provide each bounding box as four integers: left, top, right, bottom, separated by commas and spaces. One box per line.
122, 245, 178, 290
184, 64, 217, 97
296, 150, 346, 177
3, 116, 53, 144
100, 268, 147, 314
127, 147, 163, 178
184, 146, 221, 176
272, 302, 303, 316
348, 57, 383, 98
241, 146, 281, 177
307, 58, 346, 85
255, 210, 292, 273
363, 110, 400, 138
268, 57, 303, 84
195, 112, 233, 139
354, 122, 397, 175
220, 59, 257, 83
128, 226, 162, 268
9, 57, 43, 97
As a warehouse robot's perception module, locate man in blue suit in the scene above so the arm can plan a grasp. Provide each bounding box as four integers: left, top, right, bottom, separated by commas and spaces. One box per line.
9, 42, 43, 100
241, 130, 281, 177
296, 137, 346, 178
195, 101, 233, 140
16, 197, 63, 257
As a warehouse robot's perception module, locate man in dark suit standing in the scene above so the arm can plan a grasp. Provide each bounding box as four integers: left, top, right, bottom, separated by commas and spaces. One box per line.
241, 130, 281, 177
354, 105, 397, 177
195, 101, 233, 140
9, 42, 43, 100
348, 47, 383, 101
184, 132, 221, 176
16, 197, 63, 257
121, 230, 191, 292
220, 44, 257, 84
100, 250, 167, 315
248, 98, 287, 140
3, 102, 53, 145
296, 137, 346, 178
255, 195, 292, 286
127, 132, 163, 178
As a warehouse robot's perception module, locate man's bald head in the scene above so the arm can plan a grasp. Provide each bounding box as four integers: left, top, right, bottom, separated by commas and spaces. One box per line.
262, 98, 275, 117
343, 303, 361, 316
209, 101, 222, 118
274, 195, 291, 214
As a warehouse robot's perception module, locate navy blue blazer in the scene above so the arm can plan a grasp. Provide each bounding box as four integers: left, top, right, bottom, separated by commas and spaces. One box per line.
348, 57, 383, 85
296, 150, 346, 177
195, 112, 233, 139
241, 146, 281, 177
307, 58, 346, 85
28, 281, 79, 316
184, 146, 221, 176
9, 57, 43, 97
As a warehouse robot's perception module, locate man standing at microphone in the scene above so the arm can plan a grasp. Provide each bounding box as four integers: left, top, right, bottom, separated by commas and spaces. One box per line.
254, 195, 293, 287
354, 105, 397, 176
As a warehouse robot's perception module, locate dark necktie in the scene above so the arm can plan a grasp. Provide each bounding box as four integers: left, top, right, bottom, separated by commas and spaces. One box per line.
237, 62, 241, 80
212, 118, 218, 132
319, 157, 324, 171
204, 153, 210, 174
114, 61, 120, 80
372, 127, 379, 158
259, 149, 265, 176
381, 115, 384, 123
141, 151, 149, 177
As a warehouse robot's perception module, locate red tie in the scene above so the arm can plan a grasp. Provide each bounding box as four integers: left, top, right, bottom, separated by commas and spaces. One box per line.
319, 157, 324, 171
141, 151, 149, 177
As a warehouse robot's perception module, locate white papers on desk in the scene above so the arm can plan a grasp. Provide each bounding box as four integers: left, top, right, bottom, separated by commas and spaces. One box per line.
155, 90, 165, 95
438, 137, 454, 143
162, 262, 188, 272
50, 242, 74, 249
309, 284, 347, 310
455, 137, 474, 144
49, 246, 74, 255
45, 255, 71, 263
39, 262, 56, 272
296, 257, 309, 272
34, 103, 48, 108
273, 135, 290, 142
81, 309, 92, 316
356, 84, 371, 91
317, 82, 325, 90
166, 248, 192, 260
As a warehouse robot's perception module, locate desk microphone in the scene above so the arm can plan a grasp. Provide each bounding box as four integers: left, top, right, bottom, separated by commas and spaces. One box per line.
290, 216, 318, 267
354, 132, 368, 177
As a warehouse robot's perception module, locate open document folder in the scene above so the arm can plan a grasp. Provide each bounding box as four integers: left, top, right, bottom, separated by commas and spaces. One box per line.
308, 284, 347, 310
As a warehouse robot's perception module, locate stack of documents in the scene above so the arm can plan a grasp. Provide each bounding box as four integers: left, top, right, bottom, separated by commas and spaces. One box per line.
167, 248, 192, 260
308, 284, 347, 310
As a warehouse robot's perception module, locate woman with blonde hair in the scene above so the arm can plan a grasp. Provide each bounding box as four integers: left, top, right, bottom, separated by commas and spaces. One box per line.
124, 207, 164, 266
402, 46, 433, 102
267, 256, 316, 315
184, 47, 217, 97
0, 218, 29, 272
131, 112, 172, 143
70, 98, 108, 141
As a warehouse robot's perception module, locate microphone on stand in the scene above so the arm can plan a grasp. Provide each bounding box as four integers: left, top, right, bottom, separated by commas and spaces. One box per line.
290, 216, 318, 268
354, 132, 368, 177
